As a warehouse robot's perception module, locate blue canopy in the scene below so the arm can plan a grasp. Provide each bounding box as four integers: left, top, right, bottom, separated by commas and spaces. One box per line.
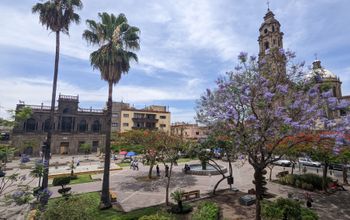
126, 151, 137, 157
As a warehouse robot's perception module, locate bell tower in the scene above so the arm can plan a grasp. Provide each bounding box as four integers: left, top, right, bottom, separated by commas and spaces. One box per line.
258, 9, 284, 61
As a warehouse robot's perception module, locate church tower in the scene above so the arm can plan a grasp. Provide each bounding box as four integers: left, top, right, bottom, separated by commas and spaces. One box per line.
258, 9, 284, 62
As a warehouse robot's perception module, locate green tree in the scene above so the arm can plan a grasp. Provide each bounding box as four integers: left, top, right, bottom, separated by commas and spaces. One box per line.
83, 12, 140, 209
32, 0, 83, 195
30, 162, 45, 188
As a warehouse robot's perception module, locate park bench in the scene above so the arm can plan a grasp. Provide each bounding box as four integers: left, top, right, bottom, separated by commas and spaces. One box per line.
276, 170, 289, 178
182, 190, 200, 201
109, 190, 117, 202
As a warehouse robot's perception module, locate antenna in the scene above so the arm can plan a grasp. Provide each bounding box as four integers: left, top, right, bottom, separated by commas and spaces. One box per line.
314, 53, 318, 60
267, 0, 270, 11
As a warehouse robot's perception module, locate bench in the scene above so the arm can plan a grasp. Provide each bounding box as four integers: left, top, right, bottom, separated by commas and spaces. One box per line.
109, 191, 117, 202
276, 171, 289, 178
182, 190, 200, 201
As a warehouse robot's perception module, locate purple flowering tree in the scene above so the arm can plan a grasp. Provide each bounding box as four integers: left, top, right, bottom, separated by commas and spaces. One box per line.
196, 49, 337, 220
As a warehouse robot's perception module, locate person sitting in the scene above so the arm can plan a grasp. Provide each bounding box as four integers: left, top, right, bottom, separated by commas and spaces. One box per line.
330, 180, 346, 191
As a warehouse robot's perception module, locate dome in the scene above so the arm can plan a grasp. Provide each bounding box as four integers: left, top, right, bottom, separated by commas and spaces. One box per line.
307, 60, 337, 79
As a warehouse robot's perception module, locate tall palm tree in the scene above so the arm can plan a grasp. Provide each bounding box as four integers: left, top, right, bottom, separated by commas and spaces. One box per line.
83, 12, 140, 209
32, 0, 83, 193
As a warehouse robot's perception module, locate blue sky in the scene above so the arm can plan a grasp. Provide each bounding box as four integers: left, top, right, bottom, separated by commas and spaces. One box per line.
1, 0, 350, 122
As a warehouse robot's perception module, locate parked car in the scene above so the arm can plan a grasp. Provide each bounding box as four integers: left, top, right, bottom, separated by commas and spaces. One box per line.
273, 159, 292, 167
298, 157, 321, 167
329, 163, 350, 171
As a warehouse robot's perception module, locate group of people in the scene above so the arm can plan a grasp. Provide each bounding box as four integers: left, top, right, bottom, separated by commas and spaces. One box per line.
130, 159, 139, 170
156, 164, 170, 177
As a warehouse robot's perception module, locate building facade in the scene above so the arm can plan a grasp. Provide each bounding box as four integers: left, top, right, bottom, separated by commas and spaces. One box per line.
111, 102, 171, 133
171, 123, 208, 141
12, 94, 107, 155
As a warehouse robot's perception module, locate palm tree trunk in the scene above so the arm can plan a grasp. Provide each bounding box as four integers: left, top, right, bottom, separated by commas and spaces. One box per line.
41, 31, 60, 194
100, 81, 113, 209
322, 162, 329, 192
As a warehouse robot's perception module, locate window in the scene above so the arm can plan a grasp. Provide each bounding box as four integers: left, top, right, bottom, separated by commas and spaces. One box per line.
123, 114, 129, 118
264, 29, 267, 34
123, 123, 129, 127
160, 124, 166, 128
61, 117, 73, 132
92, 120, 101, 132
92, 141, 99, 152
112, 113, 119, 118
43, 119, 50, 132
25, 118, 36, 132
273, 39, 276, 45
272, 26, 275, 32
134, 113, 145, 119
112, 123, 119, 127
63, 108, 71, 114
264, 42, 269, 50
79, 120, 87, 132
146, 114, 156, 119
196, 132, 200, 135
160, 115, 166, 119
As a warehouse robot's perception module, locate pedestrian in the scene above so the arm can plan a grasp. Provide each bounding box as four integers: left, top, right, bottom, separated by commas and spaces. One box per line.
130, 159, 134, 169
135, 160, 139, 171
76, 158, 80, 166
305, 192, 313, 208
165, 165, 169, 177
156, 165, 160, 177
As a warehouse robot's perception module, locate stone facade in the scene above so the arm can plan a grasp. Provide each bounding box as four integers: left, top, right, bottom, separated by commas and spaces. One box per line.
112, 102, 171, 133
171, 123, 208, 141
12, 94, 107, 155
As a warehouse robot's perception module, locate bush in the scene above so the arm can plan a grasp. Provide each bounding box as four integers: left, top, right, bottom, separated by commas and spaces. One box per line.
139, 213, 172, 220
52, 176, 71, 187
262, 198, 318, 220
192, 201, 219, 220
278, 173, 332, 191
41, 194, 96, 220
169, 203, 192, 214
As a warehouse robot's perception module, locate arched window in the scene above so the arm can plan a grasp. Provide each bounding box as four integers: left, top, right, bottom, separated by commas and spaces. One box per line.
92, 120, 100, 132
43, 119, 50, 132
79, 120, 87, 132
63, 108, 70, 114
264, 42, 269, 50
264, 29, 268, 34
272, 26, 275, 32
61, 117, 72, 132
26, 118, 36, 132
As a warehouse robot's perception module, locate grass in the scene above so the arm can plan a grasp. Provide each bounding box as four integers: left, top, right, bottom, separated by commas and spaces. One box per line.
70, 174, 94, 184
116, 162, 131, 167
177, 157, 197, 163
49, 192, 170, 220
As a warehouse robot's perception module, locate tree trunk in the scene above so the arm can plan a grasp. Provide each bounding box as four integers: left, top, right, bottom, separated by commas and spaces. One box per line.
343, 164, 348, 185
38, 176, 41, 188
254, 168, 263, 220
100, 81, 113, 209
41, 31, 60, 198
291, 163, 295, 175
165, 162, 173, 206
268, 166, 273, 181
213, 176, 226, 194
148, 161, 154, 179
322, 162, 329, 192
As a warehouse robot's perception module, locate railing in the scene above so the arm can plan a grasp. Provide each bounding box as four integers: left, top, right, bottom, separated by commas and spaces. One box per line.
132, 118, 159, 123
78, 107, 104, 113
59, 94, 79, 100
25, 105, 57, 111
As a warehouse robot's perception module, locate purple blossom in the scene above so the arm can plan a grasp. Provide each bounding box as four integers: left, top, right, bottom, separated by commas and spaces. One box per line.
250, 55, 257, 61
238, 52, 248, 62
322, 90, 333, 98
264, 92, 274, 101
276, 84, 288, 94
279, 48, 285, 56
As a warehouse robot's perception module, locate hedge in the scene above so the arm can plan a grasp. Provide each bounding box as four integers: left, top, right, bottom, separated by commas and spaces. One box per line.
279, 173, 332, 191
192, 201, 219, 220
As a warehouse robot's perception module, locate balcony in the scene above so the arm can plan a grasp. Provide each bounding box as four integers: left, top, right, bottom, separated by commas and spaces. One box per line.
132, 117, 159, 123
132, 126, 158, 130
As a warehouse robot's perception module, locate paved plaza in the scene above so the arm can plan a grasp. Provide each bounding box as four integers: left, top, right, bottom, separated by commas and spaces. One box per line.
2, 155, 350, 219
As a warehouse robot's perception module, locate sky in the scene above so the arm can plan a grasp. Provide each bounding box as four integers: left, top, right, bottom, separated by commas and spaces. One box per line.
1, 0, 350, 123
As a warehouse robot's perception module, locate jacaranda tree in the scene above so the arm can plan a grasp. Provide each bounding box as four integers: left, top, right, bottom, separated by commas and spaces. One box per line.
83, 12, 140, 209
197, 48, 350, 220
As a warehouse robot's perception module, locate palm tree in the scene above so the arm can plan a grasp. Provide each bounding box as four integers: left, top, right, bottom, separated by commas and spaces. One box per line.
83, 12, 140, 209
32, 0, 83, 194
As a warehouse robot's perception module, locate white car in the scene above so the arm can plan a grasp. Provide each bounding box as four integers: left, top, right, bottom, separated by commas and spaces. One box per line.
298, 157, 321, 167
273, 159, 292, 167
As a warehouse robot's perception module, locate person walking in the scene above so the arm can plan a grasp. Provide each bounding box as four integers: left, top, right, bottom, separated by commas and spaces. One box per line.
134, 160, 139, 171
130, 159, 134, 169
76, 158, 80, 166
156, 165, 160, 177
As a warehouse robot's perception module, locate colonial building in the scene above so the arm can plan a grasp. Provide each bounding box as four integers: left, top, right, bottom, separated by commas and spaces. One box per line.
258, 9, 349, 120
171, 122, 208, 141
111, 102, 171, 133
12, 94, 107, 155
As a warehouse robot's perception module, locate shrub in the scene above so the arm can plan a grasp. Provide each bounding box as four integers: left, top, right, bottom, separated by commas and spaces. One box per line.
284, 174, 296, 185
139, 214, 172, 220
41, 194, 96, 220
192, 201, 219, 220
52, 176, 71, 187
262, 198, 318, 220
278, 173, 332, 191
301, 183, 314, 191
